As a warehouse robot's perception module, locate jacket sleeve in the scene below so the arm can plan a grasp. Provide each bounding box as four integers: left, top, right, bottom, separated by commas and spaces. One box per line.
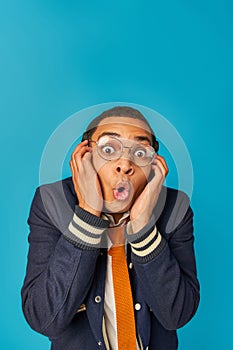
21, 186, 108, 338
125, 191, 200, 330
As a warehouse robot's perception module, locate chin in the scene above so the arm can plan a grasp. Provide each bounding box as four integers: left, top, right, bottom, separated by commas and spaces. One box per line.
102, 198, 133, 214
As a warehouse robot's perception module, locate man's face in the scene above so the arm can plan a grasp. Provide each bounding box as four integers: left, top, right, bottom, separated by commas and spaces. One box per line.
90, 116, 154, 214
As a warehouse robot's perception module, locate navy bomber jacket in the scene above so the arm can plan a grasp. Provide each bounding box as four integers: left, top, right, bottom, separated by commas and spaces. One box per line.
21, 177, 200, 350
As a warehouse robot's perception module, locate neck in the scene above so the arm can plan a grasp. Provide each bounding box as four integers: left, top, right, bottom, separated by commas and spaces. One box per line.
108, 226, 126, 246
111, 213, 124, 224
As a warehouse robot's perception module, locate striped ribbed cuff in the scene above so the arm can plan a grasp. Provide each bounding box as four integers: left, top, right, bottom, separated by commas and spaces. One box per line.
125, 221, 166, 262
64, 206, 109, 250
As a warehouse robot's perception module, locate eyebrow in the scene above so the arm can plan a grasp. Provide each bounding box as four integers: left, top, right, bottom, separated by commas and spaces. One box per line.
97, 132, 120, 139
97, 132, 152, 144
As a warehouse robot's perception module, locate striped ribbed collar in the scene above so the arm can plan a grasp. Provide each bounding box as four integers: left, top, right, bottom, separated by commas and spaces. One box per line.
101, 211, 130, 228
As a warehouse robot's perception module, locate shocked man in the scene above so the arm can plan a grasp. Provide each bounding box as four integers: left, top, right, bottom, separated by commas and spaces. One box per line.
21, 106, 200, 350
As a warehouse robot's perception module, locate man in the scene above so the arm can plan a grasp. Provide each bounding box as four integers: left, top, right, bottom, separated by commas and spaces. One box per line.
21, 106, 200, 350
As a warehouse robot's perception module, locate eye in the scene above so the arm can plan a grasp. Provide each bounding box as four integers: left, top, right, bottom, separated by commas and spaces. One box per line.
101, 145, 116, 155
134, 147, 147, 158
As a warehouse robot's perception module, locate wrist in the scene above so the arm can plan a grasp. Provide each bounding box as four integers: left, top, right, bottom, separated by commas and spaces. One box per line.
79, 203, 101, 217
64, 205, 109, 250
130, 216, 150, 234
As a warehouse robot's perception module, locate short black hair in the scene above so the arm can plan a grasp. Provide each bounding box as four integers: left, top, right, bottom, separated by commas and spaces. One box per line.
82, 106, 159, 152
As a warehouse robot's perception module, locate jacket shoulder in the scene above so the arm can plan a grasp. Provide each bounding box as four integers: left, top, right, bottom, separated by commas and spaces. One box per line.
29, 177, 77, 232
156, 187, 192, 234
37, 177, 75, 204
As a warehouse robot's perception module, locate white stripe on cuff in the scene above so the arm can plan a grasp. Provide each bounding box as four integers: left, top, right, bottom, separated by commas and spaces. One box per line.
130, 226, 158, 249
68, 222, 102, 245
73, 213, 105, 235
131, 232, 162, 257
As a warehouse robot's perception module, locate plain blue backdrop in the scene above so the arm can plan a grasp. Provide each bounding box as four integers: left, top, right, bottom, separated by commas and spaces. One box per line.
1, 0, 233, 349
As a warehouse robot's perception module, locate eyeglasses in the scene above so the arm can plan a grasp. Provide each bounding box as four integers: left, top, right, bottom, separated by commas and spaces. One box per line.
90, 136, 156, 167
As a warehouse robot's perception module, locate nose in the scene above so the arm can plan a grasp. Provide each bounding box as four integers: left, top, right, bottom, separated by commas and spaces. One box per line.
114, 157, 135, 175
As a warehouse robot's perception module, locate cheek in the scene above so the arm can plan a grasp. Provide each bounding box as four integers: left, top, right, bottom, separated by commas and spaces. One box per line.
92, 156, 114, 192
98, 169, 115, 201
135, 166, 151, 182
132, 166, 152, 193
92, 151, 107, 174
98, 167, 110, 185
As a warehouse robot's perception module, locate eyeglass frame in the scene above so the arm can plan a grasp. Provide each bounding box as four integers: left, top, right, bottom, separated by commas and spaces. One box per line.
89, 136, 156, 167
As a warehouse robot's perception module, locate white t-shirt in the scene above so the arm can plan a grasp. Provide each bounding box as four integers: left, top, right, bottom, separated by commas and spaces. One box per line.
102, 213, 140, 350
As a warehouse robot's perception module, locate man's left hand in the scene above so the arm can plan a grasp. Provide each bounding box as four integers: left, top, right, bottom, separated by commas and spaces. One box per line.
129, 155, 168, 233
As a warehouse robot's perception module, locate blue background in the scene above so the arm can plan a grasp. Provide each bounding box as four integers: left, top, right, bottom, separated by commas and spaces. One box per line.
1, 0, 233, 349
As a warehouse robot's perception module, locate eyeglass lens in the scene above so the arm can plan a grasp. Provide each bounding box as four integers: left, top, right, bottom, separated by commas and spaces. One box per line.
96, 137, 155, 166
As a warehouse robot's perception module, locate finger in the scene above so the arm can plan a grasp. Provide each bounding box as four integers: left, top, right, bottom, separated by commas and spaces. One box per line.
151, 163, 164, 179
156, 154, 166, 166
70, 159, 78, 191
72, 140, 88, 154
150, 160, 167, 183
154, 161, 167, 178
70, 159, 85, 202
71, 140, 89, 161
72, 143, 92, 168
82, 150, 92, 163
81, 152, 97, 175
70, 159, 77, 179
155, 155, 169, 176
73, 147, 92, 164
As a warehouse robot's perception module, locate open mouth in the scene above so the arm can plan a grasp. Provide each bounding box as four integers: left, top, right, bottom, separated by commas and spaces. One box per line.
113, 182, 131, 201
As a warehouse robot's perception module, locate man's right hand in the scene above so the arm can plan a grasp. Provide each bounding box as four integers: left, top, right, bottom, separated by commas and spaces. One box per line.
70, 140, 103, 217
